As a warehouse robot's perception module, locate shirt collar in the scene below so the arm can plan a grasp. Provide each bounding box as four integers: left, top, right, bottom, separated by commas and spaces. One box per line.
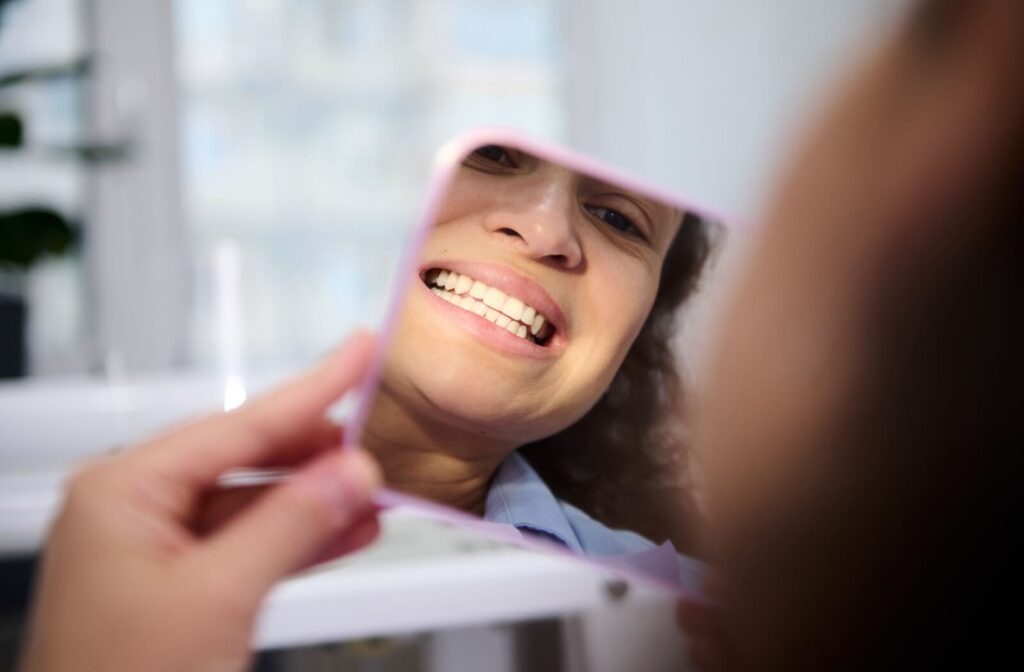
483, 452, 583, 552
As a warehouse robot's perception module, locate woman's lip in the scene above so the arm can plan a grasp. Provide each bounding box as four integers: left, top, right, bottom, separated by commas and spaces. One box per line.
417, 281, 566, 360
416, 259, 568, 338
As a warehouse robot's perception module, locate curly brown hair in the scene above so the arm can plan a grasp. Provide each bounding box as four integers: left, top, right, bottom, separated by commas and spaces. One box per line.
519, 212, 715, 554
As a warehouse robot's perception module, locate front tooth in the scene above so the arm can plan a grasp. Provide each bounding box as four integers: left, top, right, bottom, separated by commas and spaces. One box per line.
516, 324, 527, 338
471, 300, 488, 317
521, 305, 536, 324
459, 295, 475, 310
483, 287, 507, 310
495, 314, 511, 328
444, 272, 458, 291
437, 270, 449, 287
469, 281, 487, 299
530, 314, 546, 335
505, 321, 519, 334
485, 308, 500, 323
455, 275, 473, 295
501, 297, 524, 321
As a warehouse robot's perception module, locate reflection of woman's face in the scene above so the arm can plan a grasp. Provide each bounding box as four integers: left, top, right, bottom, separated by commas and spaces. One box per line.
383, 145, 682, 445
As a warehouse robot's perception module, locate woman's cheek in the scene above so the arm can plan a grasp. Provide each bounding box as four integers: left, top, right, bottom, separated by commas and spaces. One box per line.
582, 261, 658, 368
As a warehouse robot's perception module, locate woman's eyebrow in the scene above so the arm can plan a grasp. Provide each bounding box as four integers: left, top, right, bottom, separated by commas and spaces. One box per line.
618, 191, 678, 237
577, 175, 682, 242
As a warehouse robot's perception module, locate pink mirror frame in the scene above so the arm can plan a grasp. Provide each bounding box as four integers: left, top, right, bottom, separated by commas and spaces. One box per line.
343, 128, 734, 597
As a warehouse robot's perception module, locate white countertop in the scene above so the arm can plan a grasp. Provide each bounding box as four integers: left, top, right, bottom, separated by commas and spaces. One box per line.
0, 374, 674, 651
0, 474, 664, 650
257, 511, 665, 649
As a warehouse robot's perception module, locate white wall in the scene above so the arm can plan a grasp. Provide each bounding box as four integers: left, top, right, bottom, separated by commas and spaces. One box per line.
565, 0, 908, 221
564, 0, 910, 376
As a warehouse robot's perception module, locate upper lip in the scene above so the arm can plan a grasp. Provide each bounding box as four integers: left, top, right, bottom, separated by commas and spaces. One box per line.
417, 259, 567, 338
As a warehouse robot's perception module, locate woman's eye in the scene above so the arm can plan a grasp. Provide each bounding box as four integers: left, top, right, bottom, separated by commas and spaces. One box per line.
587, 206, 644, 239
468, 145, 518, 169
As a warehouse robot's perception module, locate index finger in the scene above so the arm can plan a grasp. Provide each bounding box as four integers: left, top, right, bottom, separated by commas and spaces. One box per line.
133, 330, 375, 486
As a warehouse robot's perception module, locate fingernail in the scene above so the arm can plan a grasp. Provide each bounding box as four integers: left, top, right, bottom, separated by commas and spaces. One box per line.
305, 449, 380, 522
340, 448, 382, 494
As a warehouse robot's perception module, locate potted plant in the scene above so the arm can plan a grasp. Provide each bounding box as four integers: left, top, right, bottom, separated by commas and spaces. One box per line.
1, 4, 129, 378
0, 202, 76, 378
1, 58, 84, 378
1, 0, 113, 378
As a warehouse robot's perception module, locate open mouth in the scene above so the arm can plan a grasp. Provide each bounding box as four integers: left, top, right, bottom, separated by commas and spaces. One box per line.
423, 268, 556, 346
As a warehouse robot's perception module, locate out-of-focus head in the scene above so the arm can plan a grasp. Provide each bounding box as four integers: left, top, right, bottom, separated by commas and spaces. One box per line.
698, 0, 1023, 667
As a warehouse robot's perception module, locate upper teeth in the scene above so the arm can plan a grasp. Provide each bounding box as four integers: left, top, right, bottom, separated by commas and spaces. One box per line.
425, 269, 551, 342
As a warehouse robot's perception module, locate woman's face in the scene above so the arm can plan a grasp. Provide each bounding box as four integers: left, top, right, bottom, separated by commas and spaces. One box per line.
382, 145, 682, 445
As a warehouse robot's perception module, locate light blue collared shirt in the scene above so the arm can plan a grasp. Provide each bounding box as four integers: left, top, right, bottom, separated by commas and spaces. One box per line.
483, 452, 704, 590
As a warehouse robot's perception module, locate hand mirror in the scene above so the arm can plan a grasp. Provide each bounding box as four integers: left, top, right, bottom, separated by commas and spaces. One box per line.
346, 130, 726, 594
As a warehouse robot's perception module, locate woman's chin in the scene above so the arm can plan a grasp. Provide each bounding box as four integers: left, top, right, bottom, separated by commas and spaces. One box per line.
385, 336, 589, 441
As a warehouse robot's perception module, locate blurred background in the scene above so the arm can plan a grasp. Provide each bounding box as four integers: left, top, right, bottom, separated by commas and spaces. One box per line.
1, 1, 909, 670
0, 0, 905, 383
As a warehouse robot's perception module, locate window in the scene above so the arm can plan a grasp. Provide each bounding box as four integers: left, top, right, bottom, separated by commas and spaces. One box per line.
175, 0, 567, 372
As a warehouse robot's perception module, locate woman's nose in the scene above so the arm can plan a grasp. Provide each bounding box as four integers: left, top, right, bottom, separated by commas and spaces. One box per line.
482, 182, 584, 269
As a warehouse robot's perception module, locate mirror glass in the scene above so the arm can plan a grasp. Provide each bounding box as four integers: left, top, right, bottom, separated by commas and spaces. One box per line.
355, 136, 724, 592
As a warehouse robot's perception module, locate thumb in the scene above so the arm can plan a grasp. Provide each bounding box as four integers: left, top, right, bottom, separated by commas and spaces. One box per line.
198, 448, 381, 597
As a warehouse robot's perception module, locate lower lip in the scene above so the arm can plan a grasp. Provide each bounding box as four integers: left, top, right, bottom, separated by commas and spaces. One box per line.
418, 282, 563, 360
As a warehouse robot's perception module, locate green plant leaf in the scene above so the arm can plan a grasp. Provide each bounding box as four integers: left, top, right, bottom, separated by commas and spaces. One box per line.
0, 110, 23, 147
0, 206, 78, 269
